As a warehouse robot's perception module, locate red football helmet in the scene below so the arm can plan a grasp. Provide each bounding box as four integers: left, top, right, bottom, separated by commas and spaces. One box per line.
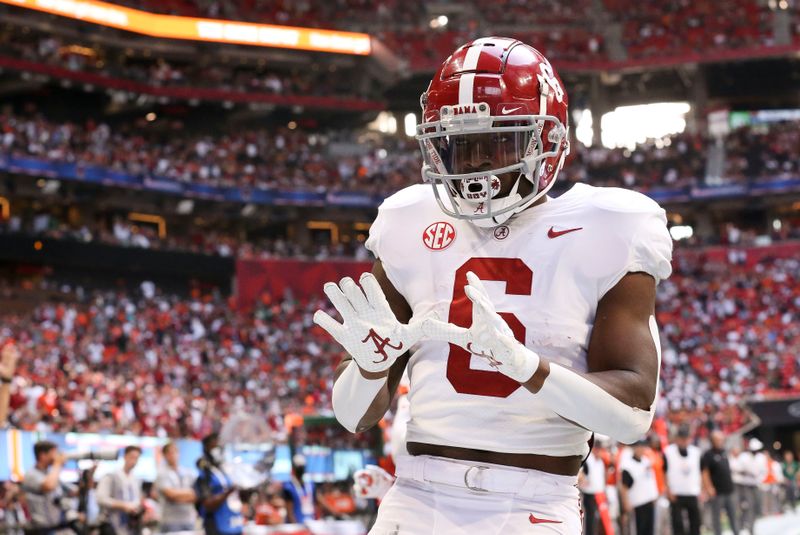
416, 37, 570, 227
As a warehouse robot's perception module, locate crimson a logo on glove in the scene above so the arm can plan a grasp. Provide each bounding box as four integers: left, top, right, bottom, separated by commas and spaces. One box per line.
466, 342, 503, 370
361, 329, 404, 363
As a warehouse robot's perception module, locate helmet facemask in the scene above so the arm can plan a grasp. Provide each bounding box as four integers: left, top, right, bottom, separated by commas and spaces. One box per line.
417, 103, 568, 228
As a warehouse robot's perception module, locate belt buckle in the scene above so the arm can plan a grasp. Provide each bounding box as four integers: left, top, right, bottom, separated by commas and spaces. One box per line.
464, 465, 490, 492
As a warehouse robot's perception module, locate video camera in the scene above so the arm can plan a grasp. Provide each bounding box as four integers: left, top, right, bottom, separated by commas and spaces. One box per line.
63, 449, 119, 462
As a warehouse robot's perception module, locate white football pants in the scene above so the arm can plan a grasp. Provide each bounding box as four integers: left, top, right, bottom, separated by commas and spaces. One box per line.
370, 455, 582, 534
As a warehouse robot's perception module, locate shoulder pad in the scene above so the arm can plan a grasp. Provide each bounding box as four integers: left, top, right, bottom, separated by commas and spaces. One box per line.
576, 184, 663, 214
378, 184, 438, 211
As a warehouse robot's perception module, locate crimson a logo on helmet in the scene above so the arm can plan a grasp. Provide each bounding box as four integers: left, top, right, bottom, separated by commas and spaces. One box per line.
422, 221, 456, 251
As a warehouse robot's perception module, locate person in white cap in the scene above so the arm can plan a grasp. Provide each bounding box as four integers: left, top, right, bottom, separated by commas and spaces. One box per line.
619, 440, 659, 535
664, 425, 702, 535
734, 437, 764, 534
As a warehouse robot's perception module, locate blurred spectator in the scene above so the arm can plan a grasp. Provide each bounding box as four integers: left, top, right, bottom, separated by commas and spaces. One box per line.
0, 343, 19, 427
282, 454, 315, 524
664, 426, 701, 535
700, 431, 738, 535
733, 438, 765, 535
195, 433, 242, 535
1, 481, 26, 534
578, 448, 607, 535
155, 442, 198, 533
619, 440, 659, 535
96, 445, 144, 535
77, 464, 101, 528
782, 450, 799, 511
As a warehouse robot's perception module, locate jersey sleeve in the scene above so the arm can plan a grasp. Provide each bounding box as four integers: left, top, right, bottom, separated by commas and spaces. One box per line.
595, 190, 674, 299
364, 206, 386, 261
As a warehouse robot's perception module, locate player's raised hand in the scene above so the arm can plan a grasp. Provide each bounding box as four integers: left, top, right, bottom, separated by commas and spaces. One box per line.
0, 342, 20, 380
421, 271, 540, 383
313, 273, 423, 374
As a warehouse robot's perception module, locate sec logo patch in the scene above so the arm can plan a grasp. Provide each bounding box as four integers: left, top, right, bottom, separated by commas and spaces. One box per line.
422, 221, 456, 251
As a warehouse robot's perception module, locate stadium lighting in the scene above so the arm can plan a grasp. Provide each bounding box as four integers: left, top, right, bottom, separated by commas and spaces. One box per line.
575, 109, 593, 147
600, 102, 690, 150
368, 112, 398, 135
404, 113, 417, 137
669, 225, 694, 241
430, 15, 448, 29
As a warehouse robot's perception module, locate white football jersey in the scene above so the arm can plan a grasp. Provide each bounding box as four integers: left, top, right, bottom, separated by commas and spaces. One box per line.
366, 183, 673, 457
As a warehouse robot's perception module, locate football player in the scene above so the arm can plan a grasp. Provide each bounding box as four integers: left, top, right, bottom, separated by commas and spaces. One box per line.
314, 37, 673, 534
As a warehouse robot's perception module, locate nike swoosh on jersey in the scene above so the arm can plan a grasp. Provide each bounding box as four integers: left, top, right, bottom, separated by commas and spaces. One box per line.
547, 226, 583, 239
501, 106, 522, 114
529, 513, 562, 525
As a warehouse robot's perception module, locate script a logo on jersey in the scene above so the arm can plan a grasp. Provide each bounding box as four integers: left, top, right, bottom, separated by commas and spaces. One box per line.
423, 221, 456, 251
361, 329, 403, 363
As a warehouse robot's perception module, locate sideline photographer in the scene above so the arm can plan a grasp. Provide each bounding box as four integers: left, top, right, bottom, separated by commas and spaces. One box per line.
20, 441, 74, 535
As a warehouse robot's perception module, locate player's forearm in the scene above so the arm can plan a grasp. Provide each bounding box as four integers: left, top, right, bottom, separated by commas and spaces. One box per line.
162, 488, 196, 503
523, 360, 656, 444
332, 360, 390, 433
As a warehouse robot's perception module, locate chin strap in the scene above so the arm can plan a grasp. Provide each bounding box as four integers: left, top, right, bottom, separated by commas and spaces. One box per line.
458, 171, 544, 229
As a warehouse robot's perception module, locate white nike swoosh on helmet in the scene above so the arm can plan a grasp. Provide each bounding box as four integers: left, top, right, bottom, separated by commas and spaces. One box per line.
501, 106, 522, 114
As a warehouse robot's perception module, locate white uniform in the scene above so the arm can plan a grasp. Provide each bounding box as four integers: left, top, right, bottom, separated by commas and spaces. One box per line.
365, 183, 672, 534
581, 453, 607, 495
620, 455, 659, 508
664, 444, 702, 496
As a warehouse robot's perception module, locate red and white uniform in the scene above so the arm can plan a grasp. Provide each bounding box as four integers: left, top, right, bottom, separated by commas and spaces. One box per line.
366, 182, 673, 458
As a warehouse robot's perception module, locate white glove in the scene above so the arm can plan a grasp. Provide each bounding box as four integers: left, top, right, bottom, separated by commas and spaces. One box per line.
353, 465, 395, 499
314, 273, 423, 374
422, 271, 540, 383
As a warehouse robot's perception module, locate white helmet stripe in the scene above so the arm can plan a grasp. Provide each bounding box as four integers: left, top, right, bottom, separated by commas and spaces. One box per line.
458, 38, 490, 105
458, 73, 475, 105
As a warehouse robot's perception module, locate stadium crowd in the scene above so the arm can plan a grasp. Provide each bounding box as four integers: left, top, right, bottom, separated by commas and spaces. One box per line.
658, 252, 800, 435
0, 277, 374, 447
723, 120, 800, 184
0, 107, 417, 195
102, 0, 800, 67
604, 0, 780, 58
4, 107, 800, 198
0, 30, 372, 101
0, 211, 372, 261
0, 242, 797, 443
